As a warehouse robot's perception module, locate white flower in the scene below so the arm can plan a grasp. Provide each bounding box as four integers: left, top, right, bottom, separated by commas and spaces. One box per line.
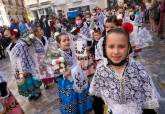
52, 59, 56, 65
53, 64, 59, 70
59, 57, 65, 62
60, 64, 65, 68
13, 29, 18, 32
60, 69, 65, 73
54, 32, 60, 38
29, 34, 34, 39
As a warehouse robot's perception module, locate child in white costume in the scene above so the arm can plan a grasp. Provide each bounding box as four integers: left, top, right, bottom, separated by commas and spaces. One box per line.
89, 28, 159, 114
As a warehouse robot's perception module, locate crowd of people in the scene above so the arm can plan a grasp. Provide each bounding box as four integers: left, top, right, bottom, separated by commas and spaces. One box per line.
0, 0, 165, 114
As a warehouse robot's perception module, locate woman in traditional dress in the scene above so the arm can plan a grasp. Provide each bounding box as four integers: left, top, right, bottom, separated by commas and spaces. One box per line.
89, 28, 159, 114
0, 72, 24, 114
4, 28, 42, 101
145, 0, 159, 32
33, 26, 54, 89
56, 33, 92, 114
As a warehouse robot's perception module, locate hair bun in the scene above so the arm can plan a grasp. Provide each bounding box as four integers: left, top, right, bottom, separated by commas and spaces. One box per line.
122, 22, 134, 34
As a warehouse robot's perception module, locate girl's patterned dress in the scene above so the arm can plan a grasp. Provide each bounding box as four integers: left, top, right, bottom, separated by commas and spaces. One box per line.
73, 24, 96, 77
7, 40, 41, 97
58, 49, 92, 114
90, 58, 159, 114
33, 36, 55, 87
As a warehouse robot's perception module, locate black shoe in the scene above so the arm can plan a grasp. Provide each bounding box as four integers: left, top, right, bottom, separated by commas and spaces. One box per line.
28, 95, 36, 101
33, 92, 42, 101
44, 84, 51, 89
160, 36, 164, 40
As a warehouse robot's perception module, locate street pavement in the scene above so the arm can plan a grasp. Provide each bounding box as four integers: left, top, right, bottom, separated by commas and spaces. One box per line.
139, 33, 165, 114
0, 32, 165, 114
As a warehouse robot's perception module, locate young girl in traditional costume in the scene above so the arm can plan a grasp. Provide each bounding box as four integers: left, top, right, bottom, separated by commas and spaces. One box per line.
0, 72, 24, 114
4, 28, 42, 101
91, 27, 104, 63
89, 28, 159, 114
33, 27, 55, 89
91, 16, 120, 114
73, 14, 95, 77
56, 33, 92, 114
103, 16, 120, 36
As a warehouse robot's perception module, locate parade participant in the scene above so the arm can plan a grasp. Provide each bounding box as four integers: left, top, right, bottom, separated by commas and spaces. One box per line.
73, 14, 95, 77
50, 16, 57, 33
145, 0, 159, 32
74, 14, 91, 38
91, 27, 104, 62
33, 26, 54, 89
103, 16, 119, 37
4, 28, 42, 101
89, 28, 159, 114
158, 0, 165, 40
85, 13, 93, 28
85, 12, 98, 33
91, 27, 105, 114
0, 32, 5, 59
56, 33, 92, 114
95, 7, 105, 32
92, 16, 119, 114
0, 72, 24, 114
134, 5, 143, 27
18, 20, 28, 36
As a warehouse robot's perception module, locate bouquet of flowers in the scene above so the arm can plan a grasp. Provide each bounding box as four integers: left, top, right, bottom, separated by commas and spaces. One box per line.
43, 50, 67, 77
21, 31, 35, 45
70, 27, 80, 35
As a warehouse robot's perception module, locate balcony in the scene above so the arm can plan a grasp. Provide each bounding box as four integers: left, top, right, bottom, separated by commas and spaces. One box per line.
39, 0, 52, 3
24, 0, 38, 6
67, 0, 81, 2
54, 0, 66, 5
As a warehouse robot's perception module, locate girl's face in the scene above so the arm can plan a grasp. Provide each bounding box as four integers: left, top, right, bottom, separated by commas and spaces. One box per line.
4, 30, 11, 38
75, 16, 82, 26
105, 22, 118, 32
85, 15, 91, 22
93, 32, 102, 41
36, 27, 44, 37
59, 35, 70, 51
106, 33, 129, 64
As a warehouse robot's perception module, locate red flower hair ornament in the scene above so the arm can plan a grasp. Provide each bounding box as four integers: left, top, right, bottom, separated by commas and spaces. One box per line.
118, 19, 123, 26
122, 22, 134, 34
10, 29, 18, 37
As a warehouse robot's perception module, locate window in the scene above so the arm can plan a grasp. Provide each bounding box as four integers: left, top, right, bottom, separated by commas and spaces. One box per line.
39, 9, 44, 15
45, 7, 52, 15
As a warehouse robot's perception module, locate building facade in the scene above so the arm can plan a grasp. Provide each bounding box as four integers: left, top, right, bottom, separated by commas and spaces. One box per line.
25, 0, 151, 20
25, 0, 54, 20
54, 0, 107, 14
0, 0, 26, 26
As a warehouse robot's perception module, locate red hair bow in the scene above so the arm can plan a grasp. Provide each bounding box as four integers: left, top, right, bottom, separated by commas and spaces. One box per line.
11, 29, 18, 37
122, 22, 133, 34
